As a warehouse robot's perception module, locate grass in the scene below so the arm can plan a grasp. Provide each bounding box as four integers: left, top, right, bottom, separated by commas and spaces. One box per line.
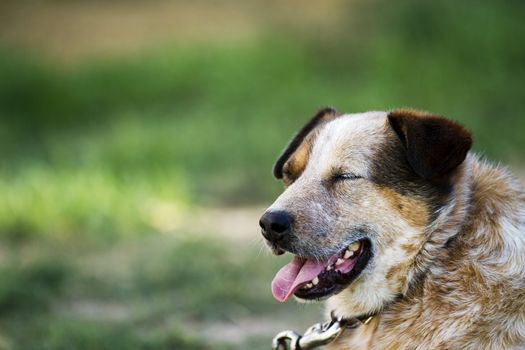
0, 236, 321, 350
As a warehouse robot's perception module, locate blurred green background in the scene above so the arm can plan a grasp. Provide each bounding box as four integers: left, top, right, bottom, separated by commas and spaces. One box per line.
0, 0, 524, 349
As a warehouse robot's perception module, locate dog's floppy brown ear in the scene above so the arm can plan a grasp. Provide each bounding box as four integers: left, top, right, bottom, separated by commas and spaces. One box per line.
273, 107, 339, 179
387, 109, 472, 180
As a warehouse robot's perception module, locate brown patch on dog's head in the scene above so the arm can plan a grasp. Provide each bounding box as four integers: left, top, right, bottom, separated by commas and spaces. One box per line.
388, 109, 472, 181
273, 107, 339, 185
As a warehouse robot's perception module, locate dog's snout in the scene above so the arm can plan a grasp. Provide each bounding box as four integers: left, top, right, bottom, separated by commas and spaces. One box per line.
259, 210, 292, 242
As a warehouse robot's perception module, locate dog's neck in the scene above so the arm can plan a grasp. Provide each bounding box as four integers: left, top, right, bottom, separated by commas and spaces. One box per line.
404, 155, 476, 293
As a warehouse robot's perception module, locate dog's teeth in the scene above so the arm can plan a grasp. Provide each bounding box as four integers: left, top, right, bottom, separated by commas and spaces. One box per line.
335, 258, 345, 266
304, 283, 313, 289
348, 242, 360, 252
326, 265, 333, 271
343, 250, 353, 259
312, 277, 319, 285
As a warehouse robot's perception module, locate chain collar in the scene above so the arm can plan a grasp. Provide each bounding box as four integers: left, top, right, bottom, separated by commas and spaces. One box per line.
271, 311, 375, 350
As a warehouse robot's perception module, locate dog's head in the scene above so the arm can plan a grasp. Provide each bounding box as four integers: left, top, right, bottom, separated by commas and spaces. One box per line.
260, 108, 472, 316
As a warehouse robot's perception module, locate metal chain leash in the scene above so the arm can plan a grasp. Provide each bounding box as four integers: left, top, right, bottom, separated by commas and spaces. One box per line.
271, 313, 373, 350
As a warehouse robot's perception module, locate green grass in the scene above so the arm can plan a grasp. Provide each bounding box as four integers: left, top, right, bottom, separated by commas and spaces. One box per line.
0, 237, 321, 350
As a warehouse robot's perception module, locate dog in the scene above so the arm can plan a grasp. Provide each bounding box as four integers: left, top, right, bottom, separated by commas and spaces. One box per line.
259, 108, 525, 349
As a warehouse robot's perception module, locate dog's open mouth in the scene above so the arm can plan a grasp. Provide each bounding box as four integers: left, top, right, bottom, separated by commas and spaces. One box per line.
271, 239, 371, 302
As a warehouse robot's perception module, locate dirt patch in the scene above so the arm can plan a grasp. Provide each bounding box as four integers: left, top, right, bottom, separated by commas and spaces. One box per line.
0, 0, 348, 62
188, 315, 318, 344
57, 300, 131, 322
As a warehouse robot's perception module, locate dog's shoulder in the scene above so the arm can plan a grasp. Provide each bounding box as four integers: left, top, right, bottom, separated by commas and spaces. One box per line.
379, 157, 525, 349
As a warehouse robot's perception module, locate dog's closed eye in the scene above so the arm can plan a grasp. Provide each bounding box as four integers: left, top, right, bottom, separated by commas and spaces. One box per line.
331, 172, 362, 183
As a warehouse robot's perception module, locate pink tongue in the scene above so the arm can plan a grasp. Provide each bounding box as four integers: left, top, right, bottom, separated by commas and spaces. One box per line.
271, 256, 328, 302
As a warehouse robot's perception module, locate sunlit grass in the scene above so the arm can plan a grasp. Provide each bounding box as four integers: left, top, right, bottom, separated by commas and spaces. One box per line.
0, 164, 189, 240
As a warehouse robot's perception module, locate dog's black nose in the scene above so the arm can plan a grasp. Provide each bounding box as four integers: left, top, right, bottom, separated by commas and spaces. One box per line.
259, 210, 292, 243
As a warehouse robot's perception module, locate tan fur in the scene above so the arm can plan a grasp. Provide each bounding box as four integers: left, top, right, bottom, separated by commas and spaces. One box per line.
283, 133, 314, 187
264, 111, 525, 349
374, 186, 429, 229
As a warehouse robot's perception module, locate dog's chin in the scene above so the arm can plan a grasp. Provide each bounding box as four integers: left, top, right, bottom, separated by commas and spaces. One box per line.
268, 243, 285, 255
292, 239, 373, 301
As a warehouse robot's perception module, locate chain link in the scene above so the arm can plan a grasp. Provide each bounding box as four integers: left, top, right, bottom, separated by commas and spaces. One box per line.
271, 317, 345, 350
271, 312, 375, 350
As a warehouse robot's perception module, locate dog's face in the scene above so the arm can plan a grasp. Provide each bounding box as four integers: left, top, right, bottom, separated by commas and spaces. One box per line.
260, 108, 471, 316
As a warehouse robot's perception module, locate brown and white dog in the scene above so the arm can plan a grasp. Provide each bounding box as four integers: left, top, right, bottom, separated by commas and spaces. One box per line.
259, 108, 525, 349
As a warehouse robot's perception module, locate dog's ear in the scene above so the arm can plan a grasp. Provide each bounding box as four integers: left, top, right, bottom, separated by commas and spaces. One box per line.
387, 109, 472, 180
273, 107, 339, 179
